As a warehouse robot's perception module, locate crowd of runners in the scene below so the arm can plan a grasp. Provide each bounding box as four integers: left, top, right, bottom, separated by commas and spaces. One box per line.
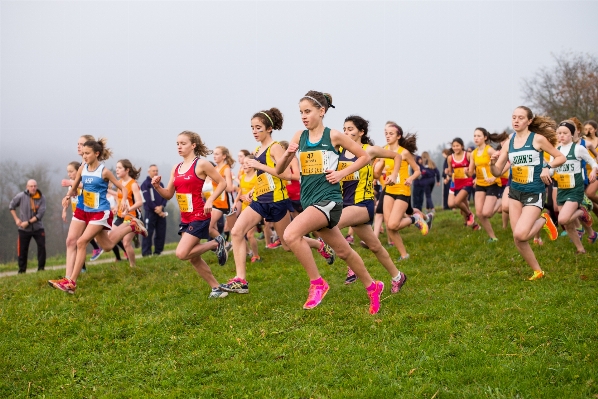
47, 90, 598, 315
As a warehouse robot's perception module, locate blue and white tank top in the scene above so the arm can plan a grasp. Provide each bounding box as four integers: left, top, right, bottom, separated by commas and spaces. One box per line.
508, 132, 545, 193
81, 163, 111, 212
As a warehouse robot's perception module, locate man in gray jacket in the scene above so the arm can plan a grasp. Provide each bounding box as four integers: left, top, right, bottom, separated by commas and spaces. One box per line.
9, 179, 46, 273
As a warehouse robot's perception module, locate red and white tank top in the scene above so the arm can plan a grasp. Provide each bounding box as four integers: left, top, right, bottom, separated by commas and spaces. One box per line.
174, 158, 209, 223
451, 153, 473, 190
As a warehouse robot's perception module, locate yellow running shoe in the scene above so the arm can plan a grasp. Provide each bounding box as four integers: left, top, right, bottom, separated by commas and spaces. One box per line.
528, 270, 545, 281
541, 213, 558, 241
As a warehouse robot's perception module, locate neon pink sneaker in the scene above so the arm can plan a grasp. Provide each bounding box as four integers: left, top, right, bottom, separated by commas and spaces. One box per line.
368, 281, 384, 314
303, 280, 330, 310
466, 212, 475, 227
49, 277, 76, 294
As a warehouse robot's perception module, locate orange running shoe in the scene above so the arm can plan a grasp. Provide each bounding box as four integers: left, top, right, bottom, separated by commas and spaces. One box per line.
541, 213, 558, 241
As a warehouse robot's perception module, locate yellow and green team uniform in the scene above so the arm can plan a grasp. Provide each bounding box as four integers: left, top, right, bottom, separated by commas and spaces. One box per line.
383, 145, 410, 198
248, 141, 292, 223
339, 144, 375, 224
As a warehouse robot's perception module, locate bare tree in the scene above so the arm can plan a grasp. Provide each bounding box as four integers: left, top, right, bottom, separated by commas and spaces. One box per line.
522, 52, 598, 122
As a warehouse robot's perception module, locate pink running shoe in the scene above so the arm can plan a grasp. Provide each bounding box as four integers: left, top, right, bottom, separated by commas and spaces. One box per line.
266, 239, 282, 249
580, 206, 593, 226
466, 212, 475, 227
391, 272, 407, 294
49, 277, 76, 294
130, 217, 148, 237
368, 281, 384, 315
303, 280, 330, 310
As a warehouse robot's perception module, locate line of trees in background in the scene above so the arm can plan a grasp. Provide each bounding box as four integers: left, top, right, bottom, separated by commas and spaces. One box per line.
0, 161, 180, 265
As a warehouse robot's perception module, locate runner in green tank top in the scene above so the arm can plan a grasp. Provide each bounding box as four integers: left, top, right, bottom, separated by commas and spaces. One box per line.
219, 107, 341, 295
491, 106, 565, 281
275, 90, 385, 315
553, 120, 598, 254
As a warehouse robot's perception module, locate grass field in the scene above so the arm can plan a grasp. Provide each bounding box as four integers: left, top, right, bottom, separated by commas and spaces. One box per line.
1, 210, 597, 398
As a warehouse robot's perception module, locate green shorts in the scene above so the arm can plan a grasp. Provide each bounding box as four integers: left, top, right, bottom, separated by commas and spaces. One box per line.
556, 187, 584, 206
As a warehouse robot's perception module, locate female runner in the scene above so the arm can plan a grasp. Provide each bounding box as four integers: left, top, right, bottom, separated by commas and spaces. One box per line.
220, 107, 335, 295
552, 120, 598, 253
373, 121, 428, 262
232, 154, 260, 263
50, 139, 148, 293
447, 138, 476, 228
468, 128, 509, 241
114, 159, 144, 267
275, 91, 384, 314
337, 115, 407, 292
210, 146, 235, 247
490, 106, 565, 280
152, 131, 229, 298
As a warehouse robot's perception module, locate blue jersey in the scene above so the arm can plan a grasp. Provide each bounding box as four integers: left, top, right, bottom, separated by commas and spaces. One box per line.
81, 163, 111, 212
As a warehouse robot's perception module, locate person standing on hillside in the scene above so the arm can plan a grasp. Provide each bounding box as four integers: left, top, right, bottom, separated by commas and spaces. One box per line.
141, 164, 168, 257
9, 179, 46, 273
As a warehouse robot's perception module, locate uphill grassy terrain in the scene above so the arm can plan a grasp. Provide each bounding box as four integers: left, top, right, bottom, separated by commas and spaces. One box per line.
1, 210, 597, 398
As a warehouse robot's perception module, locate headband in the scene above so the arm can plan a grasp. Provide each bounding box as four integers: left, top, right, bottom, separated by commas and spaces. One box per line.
559, 121, 575, 135
303, 95, 323, 108
260, 111, 274, 127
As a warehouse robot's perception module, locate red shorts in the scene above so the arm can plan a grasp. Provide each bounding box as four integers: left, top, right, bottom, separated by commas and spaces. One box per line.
73, 208, 113, 230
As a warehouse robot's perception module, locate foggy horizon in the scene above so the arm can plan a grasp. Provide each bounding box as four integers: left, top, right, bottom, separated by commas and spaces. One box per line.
2, 1, 597, 183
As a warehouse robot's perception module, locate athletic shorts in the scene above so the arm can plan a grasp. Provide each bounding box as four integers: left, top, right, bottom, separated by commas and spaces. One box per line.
214, 206, 235, 216
475, 184, 500, 197
73, 208, 112, 230
556, 188, 584, 206
311, 200, 343, 229
291, 199, 303, 214
375, 192, 385, 214
344, 199, 375, 226
497, 185, 506, 198
383, 192, 414, 215
178, 219, 210, 239
451, 186, 473, 196
508, 187, 545, 209
249, 200, 290, 223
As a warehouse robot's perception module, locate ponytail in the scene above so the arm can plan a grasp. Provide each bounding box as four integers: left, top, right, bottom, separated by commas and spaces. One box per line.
118, 159, 141, 180
178, 131, 212, 157
84, 137, 112, 161
516, 106, 557, 146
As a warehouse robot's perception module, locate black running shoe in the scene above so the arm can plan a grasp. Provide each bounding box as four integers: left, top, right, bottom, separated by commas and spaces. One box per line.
213, 235, 228, 266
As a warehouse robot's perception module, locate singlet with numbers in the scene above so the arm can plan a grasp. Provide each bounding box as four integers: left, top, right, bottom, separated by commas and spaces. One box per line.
252, 142, 289, 203
81, 163, 110, 212
239, 173, 257, 211
508, 132, 544, 193
451, 152, 473, 191
339, 144, 374, 206
297, 127, 342, 208
473, 145, 498, 187
553, 143, 584, 191
174, 158, 209, 223
384, 145, 411, 196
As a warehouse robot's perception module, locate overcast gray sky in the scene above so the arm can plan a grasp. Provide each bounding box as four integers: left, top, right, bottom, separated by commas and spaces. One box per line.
1, 1, 597, 179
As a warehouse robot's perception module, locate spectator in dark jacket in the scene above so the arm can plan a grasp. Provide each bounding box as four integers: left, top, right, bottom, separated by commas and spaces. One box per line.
419, 151, 440, 211
140, 165, 167, 256
9, 179, 46, 273
412, 156, 425, 210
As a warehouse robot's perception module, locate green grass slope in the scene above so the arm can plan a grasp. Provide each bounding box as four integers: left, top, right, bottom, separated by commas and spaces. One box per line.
1, 211, 597, 398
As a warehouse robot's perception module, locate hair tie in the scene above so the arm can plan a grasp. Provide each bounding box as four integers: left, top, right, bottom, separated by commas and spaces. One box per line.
559, 121, 576, 135
260, 111, 274, 127
322, 94, 335, 109
302, 96, 323, 108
